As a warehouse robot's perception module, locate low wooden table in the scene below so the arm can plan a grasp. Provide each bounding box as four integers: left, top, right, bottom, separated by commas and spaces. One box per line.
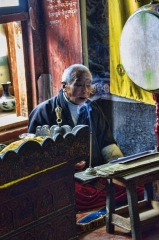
106, 165, 159, 240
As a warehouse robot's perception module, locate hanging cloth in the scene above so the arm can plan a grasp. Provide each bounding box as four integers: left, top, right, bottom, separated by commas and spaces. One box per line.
109, 0, 155, 105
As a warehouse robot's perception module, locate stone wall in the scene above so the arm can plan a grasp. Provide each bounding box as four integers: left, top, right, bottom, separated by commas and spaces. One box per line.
98, 97, 157, 156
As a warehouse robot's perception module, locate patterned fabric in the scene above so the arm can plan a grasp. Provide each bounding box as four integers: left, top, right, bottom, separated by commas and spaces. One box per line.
75, 177, 144, 211
109, 0, 154, 105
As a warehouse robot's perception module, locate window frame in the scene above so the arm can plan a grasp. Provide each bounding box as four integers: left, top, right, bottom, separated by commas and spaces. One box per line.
0, 0, 35, 142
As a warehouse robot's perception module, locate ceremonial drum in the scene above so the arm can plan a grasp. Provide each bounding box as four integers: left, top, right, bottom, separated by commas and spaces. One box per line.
120, 2, 159, 93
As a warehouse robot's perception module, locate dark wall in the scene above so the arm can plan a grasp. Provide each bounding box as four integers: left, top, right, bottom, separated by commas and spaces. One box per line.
98, 98, 157, 156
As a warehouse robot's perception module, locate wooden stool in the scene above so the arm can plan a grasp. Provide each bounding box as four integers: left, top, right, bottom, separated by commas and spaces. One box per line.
106, 166, 159, 240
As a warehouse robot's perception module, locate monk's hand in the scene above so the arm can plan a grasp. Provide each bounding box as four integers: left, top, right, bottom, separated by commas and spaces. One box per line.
75, 161, 86, 170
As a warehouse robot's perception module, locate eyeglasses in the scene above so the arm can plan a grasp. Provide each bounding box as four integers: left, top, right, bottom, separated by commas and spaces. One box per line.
73, 83, 92, 89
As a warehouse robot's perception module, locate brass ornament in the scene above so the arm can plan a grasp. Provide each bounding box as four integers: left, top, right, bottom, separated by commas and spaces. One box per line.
116, 64, 125, 76
55, 106, 62, 126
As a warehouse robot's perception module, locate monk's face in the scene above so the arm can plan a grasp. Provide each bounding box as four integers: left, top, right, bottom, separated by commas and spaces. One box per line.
64, 71, 92, 105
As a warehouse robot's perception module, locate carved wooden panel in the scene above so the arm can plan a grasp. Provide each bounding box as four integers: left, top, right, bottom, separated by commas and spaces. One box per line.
0, 125, 88, 239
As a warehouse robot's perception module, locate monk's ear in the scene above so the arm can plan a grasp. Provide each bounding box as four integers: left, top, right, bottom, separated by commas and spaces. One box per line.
62, 82, 66, 89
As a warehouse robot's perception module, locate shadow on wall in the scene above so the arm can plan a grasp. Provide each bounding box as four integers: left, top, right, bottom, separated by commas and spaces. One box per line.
97, 98, 157, 156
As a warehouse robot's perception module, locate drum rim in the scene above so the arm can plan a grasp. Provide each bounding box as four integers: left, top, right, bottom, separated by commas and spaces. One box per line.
120, 9, 159, 92
127, 9, 159, 25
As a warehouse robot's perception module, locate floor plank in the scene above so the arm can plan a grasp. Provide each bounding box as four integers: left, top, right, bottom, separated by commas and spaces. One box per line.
78, 222, 159, 240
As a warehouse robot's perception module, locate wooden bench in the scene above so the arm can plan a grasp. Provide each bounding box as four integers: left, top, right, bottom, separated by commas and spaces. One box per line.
106, 162, 159, 240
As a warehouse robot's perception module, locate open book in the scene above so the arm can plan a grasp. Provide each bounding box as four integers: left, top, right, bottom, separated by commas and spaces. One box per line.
74, 171, 99, 182
74, 150, 159, 181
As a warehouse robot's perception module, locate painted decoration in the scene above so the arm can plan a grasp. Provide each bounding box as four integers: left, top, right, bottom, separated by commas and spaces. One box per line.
42, 0, 82, 96
86, 0, 110, 97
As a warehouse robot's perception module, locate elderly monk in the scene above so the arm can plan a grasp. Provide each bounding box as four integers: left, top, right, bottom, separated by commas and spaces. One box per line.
28, 64, 123, 170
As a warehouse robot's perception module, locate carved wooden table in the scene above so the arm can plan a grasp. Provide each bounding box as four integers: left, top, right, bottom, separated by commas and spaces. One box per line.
0, 125, 89, 240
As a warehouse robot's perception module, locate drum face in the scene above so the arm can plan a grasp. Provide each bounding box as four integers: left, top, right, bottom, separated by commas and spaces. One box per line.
120, 10, 159, 92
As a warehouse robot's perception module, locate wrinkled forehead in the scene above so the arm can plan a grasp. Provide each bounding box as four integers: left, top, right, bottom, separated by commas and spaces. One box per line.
71, 70, 92, 82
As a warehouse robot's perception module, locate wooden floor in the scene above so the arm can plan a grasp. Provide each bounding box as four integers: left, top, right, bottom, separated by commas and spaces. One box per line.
78, 222, 159, 240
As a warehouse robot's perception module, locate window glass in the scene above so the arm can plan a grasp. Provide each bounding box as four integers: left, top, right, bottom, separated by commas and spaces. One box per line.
0, 21, 28, 118
0, 0, 19, 7
0, 24, 11, 85
0, 0, 28, 15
